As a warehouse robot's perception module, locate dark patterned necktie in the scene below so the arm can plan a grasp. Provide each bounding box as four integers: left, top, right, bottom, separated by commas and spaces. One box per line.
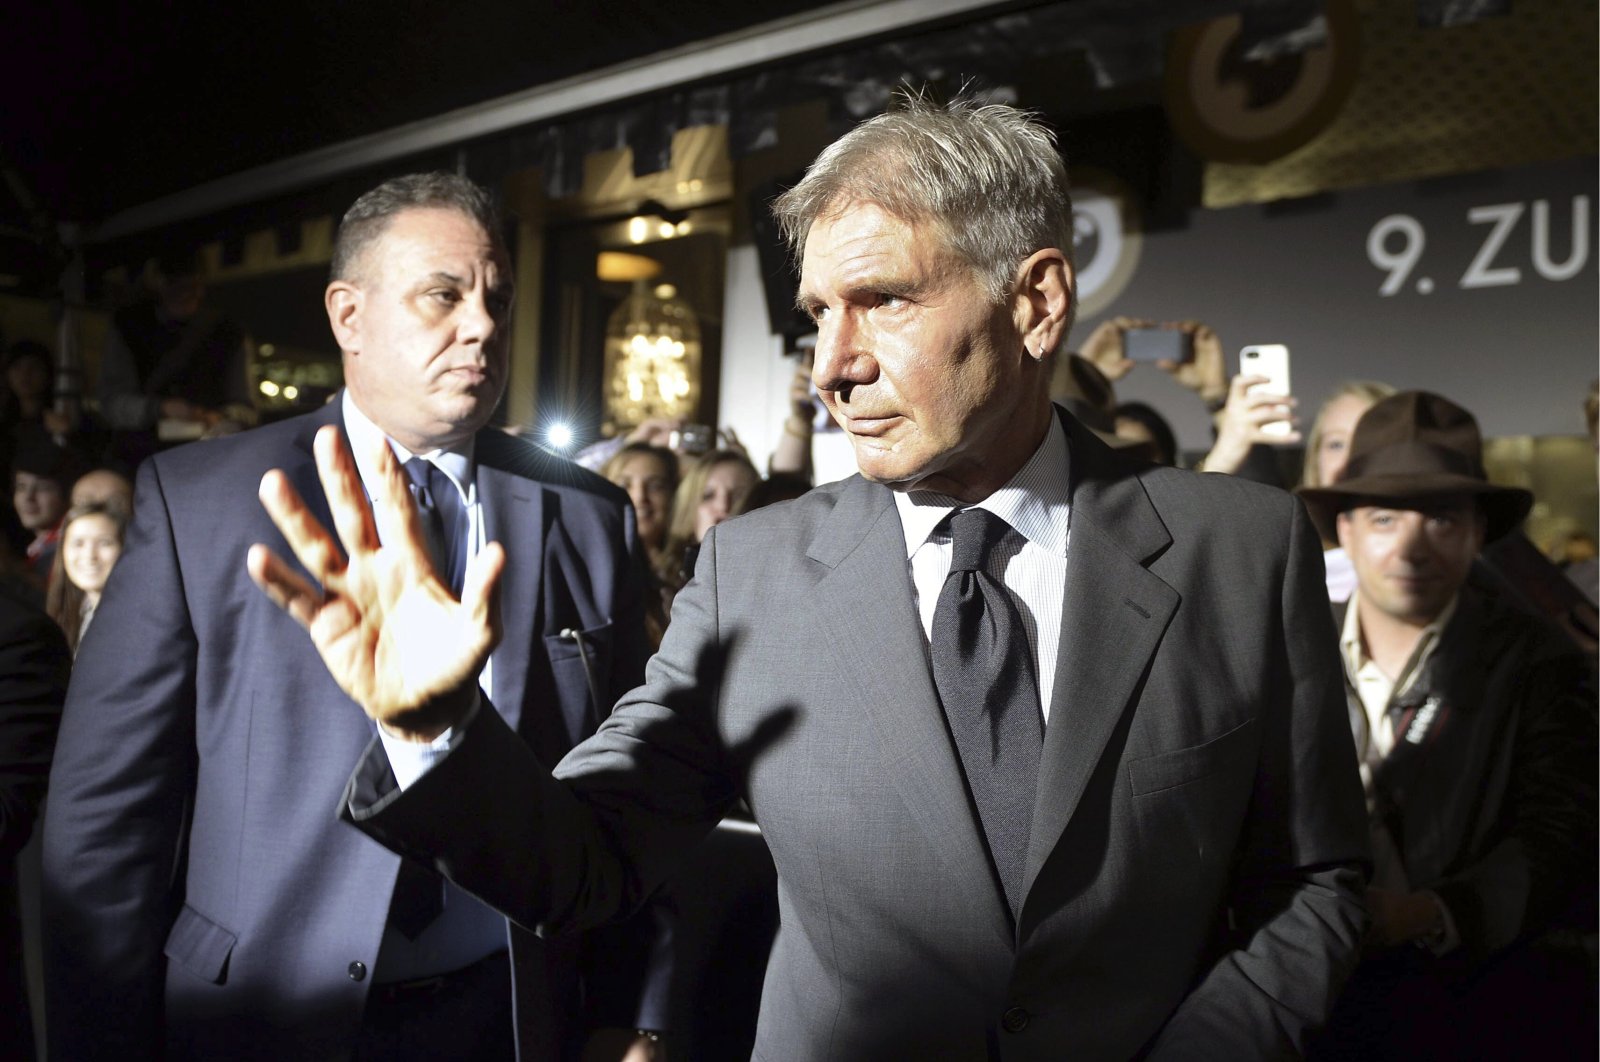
403, 457, 466, 594
930, 507, 1044, 918
389, 458, 467, 938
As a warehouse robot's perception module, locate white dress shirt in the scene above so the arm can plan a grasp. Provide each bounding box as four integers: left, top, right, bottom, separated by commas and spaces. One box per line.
893, 414, 1072, 722
341, 393, 506, 980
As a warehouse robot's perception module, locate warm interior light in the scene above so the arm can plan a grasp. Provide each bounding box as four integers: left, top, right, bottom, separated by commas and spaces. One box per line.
602, 281, 702, 430
596, 251, 663, 283
259, 380, 281, 397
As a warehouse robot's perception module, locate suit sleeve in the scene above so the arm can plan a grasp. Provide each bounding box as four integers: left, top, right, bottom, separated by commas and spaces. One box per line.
344, 523, 737, 939
579, 503, 678, 1032
1147, 497, 1370, 1059
0, 588, 70, 860
41, 459, 198, 1061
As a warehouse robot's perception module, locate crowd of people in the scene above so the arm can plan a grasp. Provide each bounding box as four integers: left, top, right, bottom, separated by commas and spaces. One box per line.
0, 94, 1594, 1062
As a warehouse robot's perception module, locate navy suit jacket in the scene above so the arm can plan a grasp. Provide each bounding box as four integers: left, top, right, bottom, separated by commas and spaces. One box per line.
42, 398, 663, 1060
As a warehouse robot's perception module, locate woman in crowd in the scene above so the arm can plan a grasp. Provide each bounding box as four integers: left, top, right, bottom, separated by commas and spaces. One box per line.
1298, 381, 1395, 493
662, 449, 759, 589
601, 442, 680, 645
45, 502, 127, 654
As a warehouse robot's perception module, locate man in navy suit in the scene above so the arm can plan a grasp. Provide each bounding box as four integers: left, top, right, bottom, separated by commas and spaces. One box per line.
41, 174, 666, 1061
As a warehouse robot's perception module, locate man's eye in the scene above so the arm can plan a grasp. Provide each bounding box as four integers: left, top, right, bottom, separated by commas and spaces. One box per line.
487, 292, 513, 316
876, 292, 906, 309
429, 289, 462, 304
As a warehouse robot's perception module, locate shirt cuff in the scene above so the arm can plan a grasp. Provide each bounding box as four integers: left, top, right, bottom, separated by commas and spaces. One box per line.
377, 693, 482, 790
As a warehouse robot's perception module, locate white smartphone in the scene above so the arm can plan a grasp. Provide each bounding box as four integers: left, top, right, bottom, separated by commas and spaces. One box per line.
1239, 344, 1292, 438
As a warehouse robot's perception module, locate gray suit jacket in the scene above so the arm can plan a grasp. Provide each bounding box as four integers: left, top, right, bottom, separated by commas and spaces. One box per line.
349, 408, 1370, 1060
42, 398, 664, 1060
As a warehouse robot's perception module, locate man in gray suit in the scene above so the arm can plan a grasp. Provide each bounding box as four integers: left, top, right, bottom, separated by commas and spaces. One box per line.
42, 174, 666, 1060
256, 98, 1369, 1059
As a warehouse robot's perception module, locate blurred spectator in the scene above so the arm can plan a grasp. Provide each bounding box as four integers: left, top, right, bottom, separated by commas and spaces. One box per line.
1299, 382, 1396, 493
600, 442, 679, 646
1, 342, 77, 473
1077, 316, 1282, 476
1077, 316, 1228, 410
45, 503, 127, 655
1298, 391, 1596, 1059
573, 417, 682, 472
70, 468, 134, 516
1048, 351, 1161, 462
738, 473, 811, 515
0, 578, 70, 1060
662, 450, 758, 585
768, 349, 818, 481
601, 443, 677, 565
100, 249, 256, 468
11, 439, 78, 582
1112, 401, 1178, 466
1569, 381, 1599, 607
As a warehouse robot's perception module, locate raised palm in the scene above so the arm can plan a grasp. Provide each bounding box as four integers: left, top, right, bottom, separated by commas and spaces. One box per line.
248, 425, 503, 738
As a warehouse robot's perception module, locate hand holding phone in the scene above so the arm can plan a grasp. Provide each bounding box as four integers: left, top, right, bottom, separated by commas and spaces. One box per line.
1239, 345, 1292, 438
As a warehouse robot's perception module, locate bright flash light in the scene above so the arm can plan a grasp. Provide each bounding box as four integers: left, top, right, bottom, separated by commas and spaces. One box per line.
259, 380, 281, 397
547, 423, 574, 449
283, 385, 299, 400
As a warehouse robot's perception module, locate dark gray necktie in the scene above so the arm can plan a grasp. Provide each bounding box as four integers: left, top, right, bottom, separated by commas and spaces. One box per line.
403, 457, 466, 594
389, 458, 467, 939
930, 507, 1044, 918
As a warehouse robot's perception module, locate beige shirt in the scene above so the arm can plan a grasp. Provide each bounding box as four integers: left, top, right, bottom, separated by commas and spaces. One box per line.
1340, 592, 1459, 772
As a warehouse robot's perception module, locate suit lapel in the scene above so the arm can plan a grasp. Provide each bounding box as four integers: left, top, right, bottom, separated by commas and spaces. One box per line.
285, 399, 343, 558
807, 477, 1013, 945
1024, 413, 1178, 895
474, 437, 545, 735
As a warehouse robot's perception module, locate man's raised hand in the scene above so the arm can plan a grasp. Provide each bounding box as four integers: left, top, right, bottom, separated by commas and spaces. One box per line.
246, 424, 504, 740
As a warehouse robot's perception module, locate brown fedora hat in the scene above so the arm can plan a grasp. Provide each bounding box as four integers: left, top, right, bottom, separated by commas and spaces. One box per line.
1296, 391, 1532, 543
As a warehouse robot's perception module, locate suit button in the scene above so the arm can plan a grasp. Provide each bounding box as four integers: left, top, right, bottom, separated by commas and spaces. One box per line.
1002, 1006, 1030, 1033
347, 961, 367, 982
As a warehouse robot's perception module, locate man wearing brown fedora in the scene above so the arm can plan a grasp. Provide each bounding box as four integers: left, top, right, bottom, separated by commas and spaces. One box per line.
1298, 391, 1597, 1059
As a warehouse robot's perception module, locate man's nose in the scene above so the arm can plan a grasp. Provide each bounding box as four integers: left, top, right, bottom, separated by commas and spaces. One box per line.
458, 292, 497, 344
1396, 515, 1432, 562
811, 314, 874, 396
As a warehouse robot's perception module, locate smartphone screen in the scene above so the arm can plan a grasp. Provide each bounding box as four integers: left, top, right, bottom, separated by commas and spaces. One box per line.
1125, 328, 1192, 363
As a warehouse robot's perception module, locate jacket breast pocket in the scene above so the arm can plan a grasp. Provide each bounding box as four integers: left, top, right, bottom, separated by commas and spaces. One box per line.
164, 902, 237, 985
544, 621, 615, 739
1127, 716, 1259, 797
1126, 717, 1260, 882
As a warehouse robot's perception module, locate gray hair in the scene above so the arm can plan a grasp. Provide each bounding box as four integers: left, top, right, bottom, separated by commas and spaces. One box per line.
772, 93, 1074, 304
329, 172, 501, 283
